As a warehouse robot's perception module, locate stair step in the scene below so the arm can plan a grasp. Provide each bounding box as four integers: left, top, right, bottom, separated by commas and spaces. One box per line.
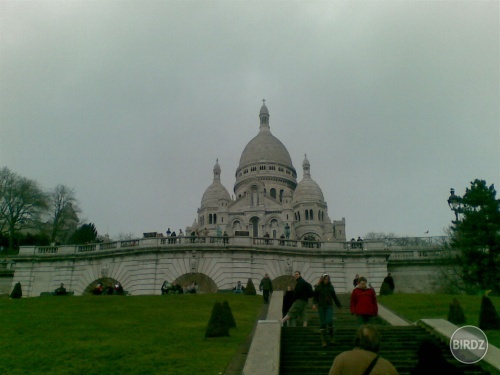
280, 294, 490, 375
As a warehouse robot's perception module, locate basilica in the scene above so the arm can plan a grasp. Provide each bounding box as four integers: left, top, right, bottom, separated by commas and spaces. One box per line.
187, 102, 346, 242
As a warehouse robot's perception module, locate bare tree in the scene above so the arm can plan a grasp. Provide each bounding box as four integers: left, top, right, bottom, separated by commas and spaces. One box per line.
0, 167, 48, 250
117, 232, 136, 241
48, 184, 80, 243
364, 232, 397, 240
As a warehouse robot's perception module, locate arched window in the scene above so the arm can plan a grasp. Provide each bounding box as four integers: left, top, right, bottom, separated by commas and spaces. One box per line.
294, 212, 297, 220
270, 188, 276, 199
214, 213, 217, 224
310, 209, 313, 220
209, 214, 213, 224
279, 189, 284, 202
305, 210, 309, 220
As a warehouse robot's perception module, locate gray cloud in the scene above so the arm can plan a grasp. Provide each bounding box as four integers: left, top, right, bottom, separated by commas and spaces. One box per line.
1, 1, 498, 239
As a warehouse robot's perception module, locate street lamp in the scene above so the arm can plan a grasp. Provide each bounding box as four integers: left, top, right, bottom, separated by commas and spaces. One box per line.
447, 188, 461, 222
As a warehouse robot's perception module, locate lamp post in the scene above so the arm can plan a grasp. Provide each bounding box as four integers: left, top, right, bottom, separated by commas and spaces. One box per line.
447, 188, 461, 222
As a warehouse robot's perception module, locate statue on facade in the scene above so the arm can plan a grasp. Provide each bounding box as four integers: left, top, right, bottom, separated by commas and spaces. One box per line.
285, 223, 291, 239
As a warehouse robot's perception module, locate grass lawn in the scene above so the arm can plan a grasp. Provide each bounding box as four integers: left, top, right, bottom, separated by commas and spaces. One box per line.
0, 294, 262, 375
378, 293, 500, 347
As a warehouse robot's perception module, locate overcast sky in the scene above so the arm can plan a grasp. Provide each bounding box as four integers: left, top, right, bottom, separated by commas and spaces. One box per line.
1, 1, 498, 240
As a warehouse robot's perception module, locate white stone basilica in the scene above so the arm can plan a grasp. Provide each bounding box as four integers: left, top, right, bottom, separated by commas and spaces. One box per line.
187, 102, 346, 242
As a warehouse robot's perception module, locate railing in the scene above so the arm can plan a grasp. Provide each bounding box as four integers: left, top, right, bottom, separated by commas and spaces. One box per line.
389, 248, 459, 260
0, 260, 14, 270
37, 246, 58, 254
77, 244, 96, 252
120, 240, 139, 248
383, 236, 449, 247
18, 236, 452, 259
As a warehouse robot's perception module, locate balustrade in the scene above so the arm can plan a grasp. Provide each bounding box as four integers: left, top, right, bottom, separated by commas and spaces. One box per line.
37, 246, 58, 254
17, 236, 453, 261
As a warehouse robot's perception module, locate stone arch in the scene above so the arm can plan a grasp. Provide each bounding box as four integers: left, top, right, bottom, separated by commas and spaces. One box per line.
249, 216, 260, 237
83, 277, 122, 295
300, 232, 322, 241
173, 272, 218, 293
272, 275, 296, 291
266, 216, 280, 226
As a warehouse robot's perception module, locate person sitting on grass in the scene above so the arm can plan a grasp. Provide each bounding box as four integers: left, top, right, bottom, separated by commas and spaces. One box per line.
92, 283, 103, 295
233, 281, 245, 294
55, 283, 67, 296
161, 280, 172, 295
103, 283, 114, 295
170, 281, 183, 294
114, 282, 124, 295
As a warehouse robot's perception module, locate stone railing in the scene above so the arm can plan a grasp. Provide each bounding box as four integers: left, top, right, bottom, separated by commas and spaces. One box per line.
383, 236, 449, 247
18, 236, 450, 258
0, 260, 15, 270
388, 248, 459, 261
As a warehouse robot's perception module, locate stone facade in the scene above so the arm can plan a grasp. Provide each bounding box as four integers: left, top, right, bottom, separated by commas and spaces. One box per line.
188, 102, 346, 242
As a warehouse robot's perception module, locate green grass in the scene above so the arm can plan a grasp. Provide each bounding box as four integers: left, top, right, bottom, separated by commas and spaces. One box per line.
378, 293, 500, 347
0, 294, 262, 375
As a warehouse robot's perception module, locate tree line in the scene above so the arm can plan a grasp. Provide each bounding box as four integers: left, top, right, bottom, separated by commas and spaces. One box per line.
0, 167, 99, 252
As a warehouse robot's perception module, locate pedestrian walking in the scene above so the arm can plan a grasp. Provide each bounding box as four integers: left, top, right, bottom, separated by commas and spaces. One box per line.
282, 271, 314, 327
350, 276, 378, 325
313, 274, 342, 347
259, 273, 273, 303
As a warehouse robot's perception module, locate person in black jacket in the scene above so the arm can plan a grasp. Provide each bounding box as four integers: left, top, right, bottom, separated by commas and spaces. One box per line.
259, 273, 273, 303
313, 274, 342, 346
281, 271, 313, 327
282, 286, 295, 326
410, 338, 464, 375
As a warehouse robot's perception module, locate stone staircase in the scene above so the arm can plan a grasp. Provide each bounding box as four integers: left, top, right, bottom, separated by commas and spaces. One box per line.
280, 294, 490, 375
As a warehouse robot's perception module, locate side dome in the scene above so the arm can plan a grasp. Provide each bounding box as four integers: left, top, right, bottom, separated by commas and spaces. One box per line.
201, 182, 231, 208
293, 178, 325, 204
293, 155, 325, 204
201, 160, 231, 208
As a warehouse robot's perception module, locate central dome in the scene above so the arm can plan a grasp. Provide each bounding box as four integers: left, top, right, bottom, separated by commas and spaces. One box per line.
237, 102, 294, 171
238, 132, 294, 169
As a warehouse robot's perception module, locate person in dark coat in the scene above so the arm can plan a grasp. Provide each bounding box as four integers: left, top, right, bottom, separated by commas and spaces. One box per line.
383, 273, 395, 292
410, 338, 464, 375
282, 286, 295, 326
353, 274, 359, 288
282, 271, 313, 327
313, 274, 342, 346
259, 273, 273, 303
55, 283, 67, 295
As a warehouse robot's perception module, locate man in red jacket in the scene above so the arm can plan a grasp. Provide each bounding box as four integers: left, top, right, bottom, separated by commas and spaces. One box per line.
350, 276, 378, 326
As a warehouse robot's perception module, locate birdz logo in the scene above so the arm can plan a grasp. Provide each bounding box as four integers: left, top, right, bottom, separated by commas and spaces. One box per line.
450, 326, 488, 364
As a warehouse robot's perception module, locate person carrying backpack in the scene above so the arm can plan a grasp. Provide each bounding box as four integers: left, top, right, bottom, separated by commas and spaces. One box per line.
281, 271, 313, 327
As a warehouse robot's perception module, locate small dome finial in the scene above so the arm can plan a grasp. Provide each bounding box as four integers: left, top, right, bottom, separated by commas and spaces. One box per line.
303, 154, 311, 177
259, 99, 270, 129
213, 159, 221, 180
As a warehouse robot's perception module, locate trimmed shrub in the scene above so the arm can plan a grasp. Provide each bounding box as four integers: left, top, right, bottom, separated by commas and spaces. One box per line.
479, 296, 500, 330
10, 282, 22, 299
245, 278, 256, 295
447, 298, 466, 325
205, 302, 229, 338
222, 300, 236, 328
